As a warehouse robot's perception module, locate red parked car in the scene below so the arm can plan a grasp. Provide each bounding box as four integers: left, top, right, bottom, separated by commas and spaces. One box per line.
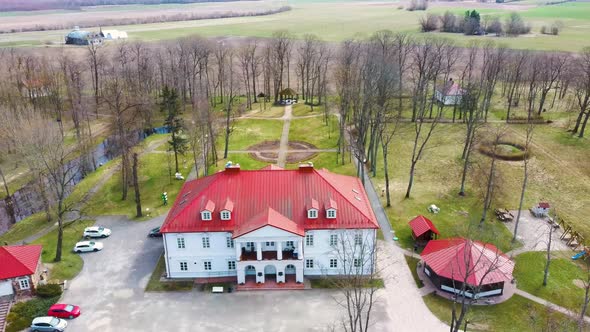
47, 304, 81, 319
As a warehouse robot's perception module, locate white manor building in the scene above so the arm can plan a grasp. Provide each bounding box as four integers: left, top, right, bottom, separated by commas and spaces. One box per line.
160, 163, 379, 288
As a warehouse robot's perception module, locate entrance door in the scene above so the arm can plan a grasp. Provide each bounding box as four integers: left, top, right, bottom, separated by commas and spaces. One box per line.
264, 265, 277, 283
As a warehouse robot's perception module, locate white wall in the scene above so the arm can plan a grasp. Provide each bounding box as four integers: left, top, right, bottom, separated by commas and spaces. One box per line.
164, 227, 377, 279
0, 279, 13, 297
164, 232, 237, 278
303, 229, 376, 276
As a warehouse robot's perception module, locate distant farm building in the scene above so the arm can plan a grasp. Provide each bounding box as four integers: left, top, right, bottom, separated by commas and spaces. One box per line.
65, 27, 103, 46
101, 30, 128, 40
435, 78, 465, 106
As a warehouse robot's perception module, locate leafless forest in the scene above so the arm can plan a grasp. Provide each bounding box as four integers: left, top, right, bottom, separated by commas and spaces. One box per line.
0, 31, 589, 266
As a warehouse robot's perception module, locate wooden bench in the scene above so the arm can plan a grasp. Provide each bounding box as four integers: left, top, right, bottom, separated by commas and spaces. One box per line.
212, 286, 224, 293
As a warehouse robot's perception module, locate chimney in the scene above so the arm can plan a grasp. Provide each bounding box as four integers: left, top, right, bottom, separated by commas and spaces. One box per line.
225, 161, 240, 173
298, 162, 314, 173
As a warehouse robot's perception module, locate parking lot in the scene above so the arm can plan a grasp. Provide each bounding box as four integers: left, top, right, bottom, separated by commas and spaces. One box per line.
60, 216, 392, 332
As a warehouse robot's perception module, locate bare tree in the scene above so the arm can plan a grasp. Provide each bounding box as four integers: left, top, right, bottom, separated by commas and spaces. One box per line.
572, 47, 590, 138
7, 109, 80, 261
327, 230, 381, 332
87, 42, 104, 118
405, 38, 454, 198
479, 126, 506, 227
132, 152, 142, 218
444, 239, 514, 332
512, 123, 534, 243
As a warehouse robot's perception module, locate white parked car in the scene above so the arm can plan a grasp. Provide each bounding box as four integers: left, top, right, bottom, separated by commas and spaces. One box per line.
83, 226, 111, 238
73, 241, 103, 253
31, 316, 68, 332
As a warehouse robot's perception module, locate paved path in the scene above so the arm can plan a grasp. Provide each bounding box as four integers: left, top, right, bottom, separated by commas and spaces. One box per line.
354, 150, 447, 330
515, 289, 590, 323
276, 105, 292, 167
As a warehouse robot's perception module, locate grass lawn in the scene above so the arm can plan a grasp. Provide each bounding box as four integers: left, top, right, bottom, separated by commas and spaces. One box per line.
289, 115, 339, 149
246, 103, 285, 118
404, 255, 424, 288
145, 254, 194, 292
423, 293, 579, 331
208, 155, 270, 173
0, 212, 51, 245
84, 151, 192, 219
220, 118, 284, 151
514, 251, 587, 312
292, 103, 325, 117
284, 152, 357, 176
33, 219, 95, 282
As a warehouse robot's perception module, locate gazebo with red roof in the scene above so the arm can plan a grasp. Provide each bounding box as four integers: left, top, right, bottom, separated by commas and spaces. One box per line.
408, 215, 440, 245
420, 238, 514, 298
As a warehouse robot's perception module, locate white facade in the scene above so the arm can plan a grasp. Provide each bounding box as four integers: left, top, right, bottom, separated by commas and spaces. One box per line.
163, 227, 377, 284
0, 279, 13, 297
102, 30, 128, 40
435, 90, 463, 106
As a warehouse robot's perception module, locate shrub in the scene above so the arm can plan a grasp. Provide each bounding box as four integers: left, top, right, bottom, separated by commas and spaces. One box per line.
505, 12, 531, 35
35, 283, 63, 298
485, 17, 503, 35
407, 0, 428, 11
419, 14, 439, 32
440, 11, 460, 33
5, 297, 58, 332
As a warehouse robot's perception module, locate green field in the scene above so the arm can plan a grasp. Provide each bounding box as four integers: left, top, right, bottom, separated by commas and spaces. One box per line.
1, 1, 590, 51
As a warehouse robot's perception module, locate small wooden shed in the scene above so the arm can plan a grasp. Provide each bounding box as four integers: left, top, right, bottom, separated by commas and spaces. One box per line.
409, 215, 440, 245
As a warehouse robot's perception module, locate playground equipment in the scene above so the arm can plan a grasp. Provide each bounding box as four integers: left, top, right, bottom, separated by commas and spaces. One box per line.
572, 246, 590, 260
572, 251, 586, 260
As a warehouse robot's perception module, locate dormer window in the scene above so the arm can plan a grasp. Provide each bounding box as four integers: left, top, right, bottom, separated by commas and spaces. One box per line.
326, 209, 336, 219
307, 198, 319, 219
325, 199, 337, 219
221, 210, 231, 220
201, 211, 212, 221
201, 199, 215, 221
308, 209, 318, 219
220, 198, 233, 221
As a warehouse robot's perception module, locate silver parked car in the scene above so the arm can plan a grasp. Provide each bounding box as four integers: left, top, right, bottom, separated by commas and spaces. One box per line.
73, 241, 104, 253
31, 316, 67, 332
83, 226, 111, 238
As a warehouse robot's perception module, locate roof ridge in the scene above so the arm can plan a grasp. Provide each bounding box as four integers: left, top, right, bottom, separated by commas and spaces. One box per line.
315, 170, 377, 226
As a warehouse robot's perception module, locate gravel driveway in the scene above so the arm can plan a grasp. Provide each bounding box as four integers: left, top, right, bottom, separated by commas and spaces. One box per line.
60, 215, 392, 332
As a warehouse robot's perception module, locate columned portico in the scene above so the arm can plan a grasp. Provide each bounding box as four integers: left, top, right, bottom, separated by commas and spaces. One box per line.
233, 224, 305, 285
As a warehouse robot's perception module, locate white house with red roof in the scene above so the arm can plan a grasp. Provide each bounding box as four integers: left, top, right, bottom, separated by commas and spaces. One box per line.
160, 163, 379, 287
0, 245, 43, 297
435, 78, 465, 106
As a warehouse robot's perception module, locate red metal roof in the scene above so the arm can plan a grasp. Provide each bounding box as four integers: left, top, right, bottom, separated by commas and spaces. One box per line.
160, 167, 379, 234
326, 198, 338, 210
0, 245, 42, 279
233, 207, 305, 238
408, 215, 440, 237
538, 202, 550, 209
420, 238, 514, 286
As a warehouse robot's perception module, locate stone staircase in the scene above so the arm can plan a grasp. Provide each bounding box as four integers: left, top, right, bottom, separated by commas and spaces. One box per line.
0, 299, 11, 332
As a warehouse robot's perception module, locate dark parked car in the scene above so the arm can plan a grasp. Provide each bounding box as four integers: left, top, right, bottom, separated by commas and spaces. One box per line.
148, 227, 162, 237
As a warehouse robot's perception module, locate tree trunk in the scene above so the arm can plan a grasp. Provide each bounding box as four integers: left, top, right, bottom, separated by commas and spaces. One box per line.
579, 111, 590, 138
543, 223, 553, 286
133, 153, 142, 218
513, 165, 528, 243
382, 145, 391, 207
0, 166, 17, 224
55, 212, 63, 262
405, 161, 416, 199
480, 157, 497, 227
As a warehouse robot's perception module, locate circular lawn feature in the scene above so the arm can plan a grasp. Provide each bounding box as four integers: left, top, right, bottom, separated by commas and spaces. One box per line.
247, 140, 318, 164
478, 141, 530, 161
